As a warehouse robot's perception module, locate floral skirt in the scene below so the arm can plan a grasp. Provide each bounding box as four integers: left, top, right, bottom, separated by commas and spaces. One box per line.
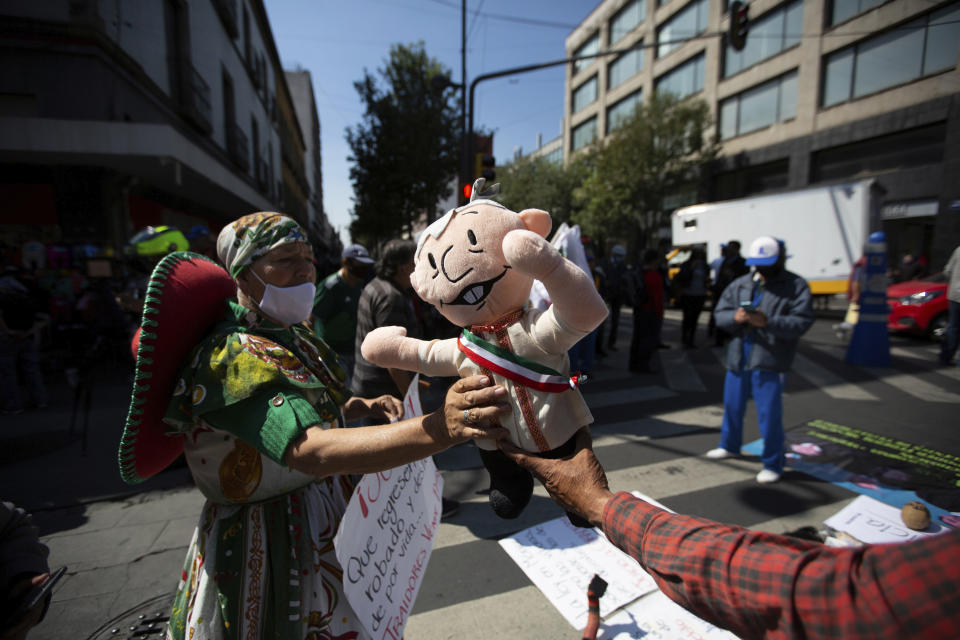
166, 477, 369, 640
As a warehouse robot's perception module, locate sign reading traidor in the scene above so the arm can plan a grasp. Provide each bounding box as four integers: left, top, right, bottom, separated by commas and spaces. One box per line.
334, 374, 442, 639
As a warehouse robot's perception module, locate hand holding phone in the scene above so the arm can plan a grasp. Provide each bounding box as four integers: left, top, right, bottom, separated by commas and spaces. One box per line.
739, 301, 756, 313
1, 566, 66, 632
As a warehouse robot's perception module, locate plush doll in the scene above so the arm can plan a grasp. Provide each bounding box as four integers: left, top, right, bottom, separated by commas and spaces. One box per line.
361, 179, 607, 524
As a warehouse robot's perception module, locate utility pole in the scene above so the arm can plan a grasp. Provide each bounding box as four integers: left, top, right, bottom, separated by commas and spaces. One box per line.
460, 0, 468, 204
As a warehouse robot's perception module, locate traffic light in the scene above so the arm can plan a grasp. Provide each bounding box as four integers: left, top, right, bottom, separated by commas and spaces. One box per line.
729, 1, 749, 52
463, 182, 472, 200
481, 154, 496, 182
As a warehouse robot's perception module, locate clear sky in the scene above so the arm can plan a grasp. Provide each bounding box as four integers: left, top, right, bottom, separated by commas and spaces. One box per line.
262, 0, 594, 246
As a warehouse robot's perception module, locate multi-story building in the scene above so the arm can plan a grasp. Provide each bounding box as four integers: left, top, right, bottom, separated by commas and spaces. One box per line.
285, 69, 342, 270
564, 0, 960, 264
0, 0, 306, 263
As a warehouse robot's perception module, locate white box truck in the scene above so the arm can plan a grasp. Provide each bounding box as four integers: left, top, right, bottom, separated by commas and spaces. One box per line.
670, 179, 883, 296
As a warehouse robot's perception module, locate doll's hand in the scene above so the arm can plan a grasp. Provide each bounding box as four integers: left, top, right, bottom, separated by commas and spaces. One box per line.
361, 326, 409, 368
502, 229, 562, 281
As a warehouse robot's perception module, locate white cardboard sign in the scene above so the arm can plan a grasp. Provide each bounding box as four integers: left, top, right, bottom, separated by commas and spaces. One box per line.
824, 494, 949, 544
599, 590, 739, 639
334, 374, 442, 639
499, 497, 662, 629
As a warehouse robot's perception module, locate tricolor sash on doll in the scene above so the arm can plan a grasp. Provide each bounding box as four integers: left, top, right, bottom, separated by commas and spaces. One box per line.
458, 330, 578, 393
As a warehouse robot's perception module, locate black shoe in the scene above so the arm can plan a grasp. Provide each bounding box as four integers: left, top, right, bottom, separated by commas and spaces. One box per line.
441, 498, 460, 519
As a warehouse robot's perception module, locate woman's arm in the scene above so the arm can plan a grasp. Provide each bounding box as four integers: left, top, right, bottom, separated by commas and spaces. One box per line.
286, 375, 510, 477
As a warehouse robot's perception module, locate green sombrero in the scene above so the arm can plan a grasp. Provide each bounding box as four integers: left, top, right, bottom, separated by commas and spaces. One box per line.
118, 251, 236, 484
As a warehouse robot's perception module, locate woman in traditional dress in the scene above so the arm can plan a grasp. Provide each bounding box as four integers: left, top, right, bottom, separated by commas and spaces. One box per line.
119, 213, 509, 640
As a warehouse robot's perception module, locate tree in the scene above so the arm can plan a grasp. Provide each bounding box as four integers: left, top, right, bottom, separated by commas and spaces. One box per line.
346, 43, 460, 249
575, 92, 719, 251
496, 153, 589, 229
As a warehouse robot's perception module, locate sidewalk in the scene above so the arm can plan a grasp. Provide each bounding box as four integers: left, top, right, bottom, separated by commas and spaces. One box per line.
1, 360, 196, 639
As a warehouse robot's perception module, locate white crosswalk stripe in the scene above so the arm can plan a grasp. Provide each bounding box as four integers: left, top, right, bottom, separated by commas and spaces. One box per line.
791, 353, 880, 401
659, 348, 707, 392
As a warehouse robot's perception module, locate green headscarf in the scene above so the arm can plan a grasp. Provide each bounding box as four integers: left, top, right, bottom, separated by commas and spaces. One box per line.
216, 212, 309, 279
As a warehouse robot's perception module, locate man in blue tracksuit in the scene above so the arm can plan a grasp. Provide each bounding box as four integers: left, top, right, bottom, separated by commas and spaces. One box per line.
707, 236, 814, 484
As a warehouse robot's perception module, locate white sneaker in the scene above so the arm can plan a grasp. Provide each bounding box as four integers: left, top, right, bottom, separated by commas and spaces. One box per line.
756, 469, 781, 484
705, 448, 734, 460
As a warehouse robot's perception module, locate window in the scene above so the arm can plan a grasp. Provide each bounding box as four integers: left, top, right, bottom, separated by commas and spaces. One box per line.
610, 0, 646, 44
719, 71, 797, 139
655, 53, 705, 98
822, 3, 960, 107
657, 0, 708, 58
573, 76, 599, 113
810, 122, 945, 182
574, 32, 600, 74
608, 47, 644, 90
723, 0, 802, 77
572, 116, 598, 151
829, 0, 885, 27
607, 89, 643, 133
544, 147, 563, 164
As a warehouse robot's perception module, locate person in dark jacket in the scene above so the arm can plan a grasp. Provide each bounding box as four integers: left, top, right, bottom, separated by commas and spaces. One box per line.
711, 241, 749, 346
706, 236, 814, 484
628, 250, 664, 373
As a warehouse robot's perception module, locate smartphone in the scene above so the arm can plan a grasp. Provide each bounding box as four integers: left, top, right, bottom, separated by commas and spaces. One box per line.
739, 301, 756, 313
2, 566, 67, 627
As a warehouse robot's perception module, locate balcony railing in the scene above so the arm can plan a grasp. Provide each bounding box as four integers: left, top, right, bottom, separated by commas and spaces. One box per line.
227, 123, 249, 171
212, 0, 238, 38
182, 66, 212, 135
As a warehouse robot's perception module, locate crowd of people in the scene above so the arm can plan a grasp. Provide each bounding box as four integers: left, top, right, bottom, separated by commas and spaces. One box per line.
3, 213, 959, 639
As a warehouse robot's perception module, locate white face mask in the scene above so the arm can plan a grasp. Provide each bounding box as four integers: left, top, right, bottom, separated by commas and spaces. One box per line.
251, 270, 315, 325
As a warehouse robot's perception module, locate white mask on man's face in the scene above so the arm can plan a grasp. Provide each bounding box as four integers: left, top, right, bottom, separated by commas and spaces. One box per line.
250, 270, 315, 325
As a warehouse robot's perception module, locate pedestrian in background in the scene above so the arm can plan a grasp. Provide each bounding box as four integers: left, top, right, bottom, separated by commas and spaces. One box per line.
654, 238, 672, 349
628, 249, 664, 374
352, 239, 421, 401
712, 241, 748, 347
604, 244, 629, 351
0, 266, 49, 415
707, 236, 814, 484
587, 253, 608, 358
939, 244, 960, 366
312, 243, 374, 387
676, 247, 709, 349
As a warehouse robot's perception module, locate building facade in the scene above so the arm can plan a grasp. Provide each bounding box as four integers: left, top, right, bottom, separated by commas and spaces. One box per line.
285, 69, 341, 270
0, 0, 306, 266
564, 0, 960, 265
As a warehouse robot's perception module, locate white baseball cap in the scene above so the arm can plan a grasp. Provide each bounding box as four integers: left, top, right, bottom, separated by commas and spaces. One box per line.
745, 236, 784, 266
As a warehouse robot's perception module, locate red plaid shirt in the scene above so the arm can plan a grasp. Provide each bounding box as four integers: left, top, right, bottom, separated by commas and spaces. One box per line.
602, 492, 960, 639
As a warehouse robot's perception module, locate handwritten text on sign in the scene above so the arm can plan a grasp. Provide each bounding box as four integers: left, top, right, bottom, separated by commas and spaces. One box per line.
334, 455, 443, 640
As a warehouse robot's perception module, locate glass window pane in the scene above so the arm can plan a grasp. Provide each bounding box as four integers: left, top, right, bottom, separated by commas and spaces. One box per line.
609, 48, 644, 90
724, 46, 744, 77
923, 5, 960, 75
779, 72, 798, 121
611, 0, 646, 43
831, 0, 860, 26
657, 53, 704, 98
784, 1, 803, 49
572, 117, 598, 151
853, 22, 924, 98
696, 0, 708, 32
658, 0, 702, 58
738, 80, 779, 135
719, 98, 738, 139
607, 90, 643, 133
573, 76, 598, 113
822, 48, 853, 106
574, 33, 599, 73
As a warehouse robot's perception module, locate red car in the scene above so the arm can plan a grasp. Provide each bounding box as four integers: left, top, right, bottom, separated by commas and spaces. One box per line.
887, 272, 949, 340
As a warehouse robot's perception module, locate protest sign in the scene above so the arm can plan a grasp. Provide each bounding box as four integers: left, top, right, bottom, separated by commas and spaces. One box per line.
499, 493, 667, 629
334, 374, 442, 639
600, 590, 739, 640
824, 494, 950, 544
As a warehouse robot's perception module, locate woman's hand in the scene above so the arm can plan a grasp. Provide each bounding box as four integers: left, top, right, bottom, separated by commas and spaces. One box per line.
343, 395, 404, 422
423, 375, 511, 446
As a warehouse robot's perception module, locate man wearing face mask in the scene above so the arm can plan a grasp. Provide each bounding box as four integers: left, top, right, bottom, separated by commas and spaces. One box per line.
706, 236, 814, 484
312, 244, 374, 387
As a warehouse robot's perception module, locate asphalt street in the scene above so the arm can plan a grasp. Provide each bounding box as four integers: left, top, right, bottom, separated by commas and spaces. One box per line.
4, 305, 958, 639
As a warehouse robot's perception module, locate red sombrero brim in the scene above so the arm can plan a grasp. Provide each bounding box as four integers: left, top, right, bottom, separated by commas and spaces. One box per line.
118, 251, 236, 484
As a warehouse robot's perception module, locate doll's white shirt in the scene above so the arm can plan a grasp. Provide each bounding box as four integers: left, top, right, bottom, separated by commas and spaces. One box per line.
417, 305, 593, 452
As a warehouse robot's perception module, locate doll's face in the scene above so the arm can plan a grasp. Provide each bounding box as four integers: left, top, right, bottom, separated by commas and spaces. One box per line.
412, 201, 533, 327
